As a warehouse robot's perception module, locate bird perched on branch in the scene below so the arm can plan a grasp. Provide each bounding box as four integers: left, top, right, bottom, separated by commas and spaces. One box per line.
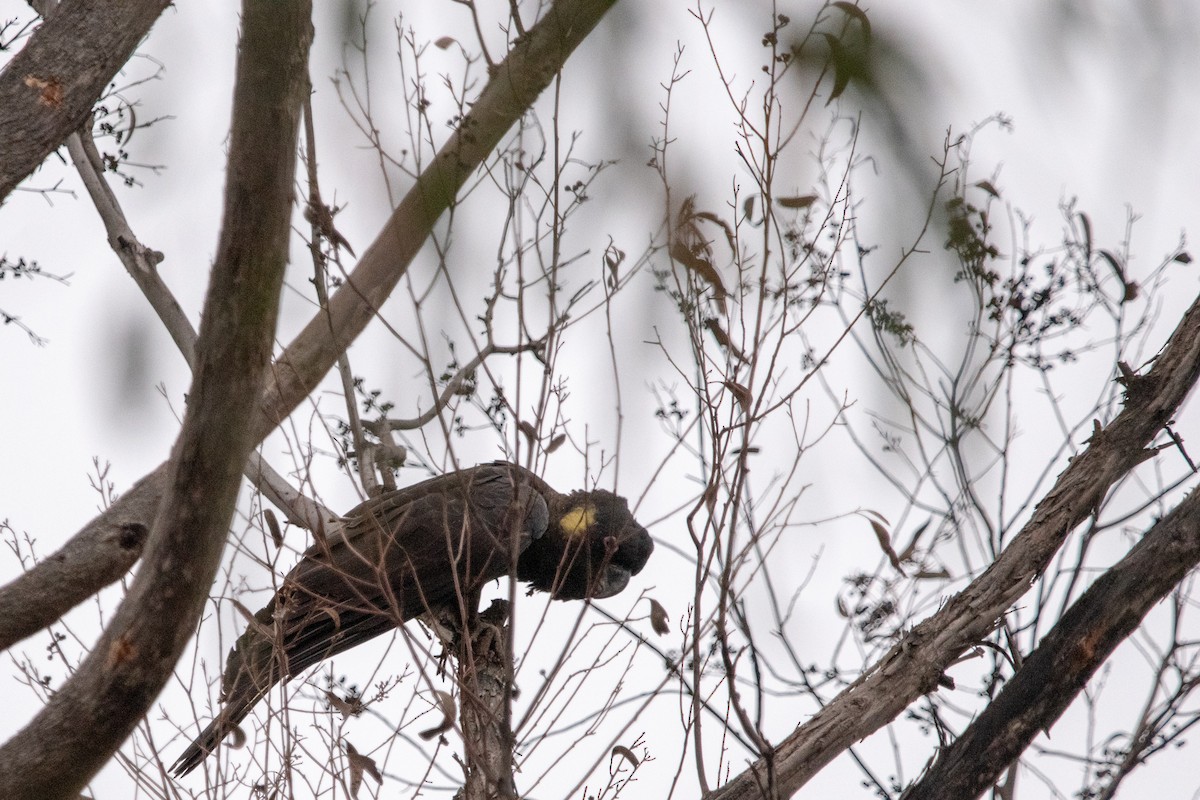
171, 462, 653, 777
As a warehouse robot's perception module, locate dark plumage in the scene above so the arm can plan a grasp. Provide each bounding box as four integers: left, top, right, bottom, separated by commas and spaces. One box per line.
171, 462, 653, 777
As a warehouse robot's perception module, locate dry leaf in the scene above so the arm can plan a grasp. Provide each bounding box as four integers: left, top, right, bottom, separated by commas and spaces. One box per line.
611, 745, 640, 769
545, 433, 566, 454
1099, 249, 1125, 281
228, 725, 246, 749
321, 605, 342, 630
867, 518, 905, 575
693, 209, 737, 256
325, 690, 360, 720
701, 482, 719, 515
703, 318, 748, 363
670, 240, 728, 307
264, 509, 283, 548
861, 508, 890, 525
776, 194, 818, 209
832, 1, 872, 39
345, 741, 382, 798
896, 519, 931, 562
723, 380, 752, 414
518, 420, 538, 442
1078, 212, 1093, 261
434, 36, 456, 49
419, 689, 457, 740
649, 598, 670, 636
973, 180, 1000, 199
673, 196, 730, 312
604, 241, 625, 286
822, 34, 850, 104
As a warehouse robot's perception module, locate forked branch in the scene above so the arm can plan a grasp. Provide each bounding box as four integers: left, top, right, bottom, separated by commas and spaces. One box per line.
708, 290, 1200, 800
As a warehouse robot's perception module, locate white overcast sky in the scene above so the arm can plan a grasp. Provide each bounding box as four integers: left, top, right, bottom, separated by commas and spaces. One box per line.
2, 2, 1199, 798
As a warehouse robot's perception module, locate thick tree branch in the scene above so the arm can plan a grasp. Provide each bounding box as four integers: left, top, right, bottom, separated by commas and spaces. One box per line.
708, 291, 1200, 800
453, 600, 518, 800
0, 0, 171, 202
900, 486, 1200, 800
0, 3, 311, 797
0, 467, 164, 651
0, 0, 619, 652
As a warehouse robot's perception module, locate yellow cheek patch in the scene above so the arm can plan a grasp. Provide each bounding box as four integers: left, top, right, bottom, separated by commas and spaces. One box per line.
560, 504, 596, 536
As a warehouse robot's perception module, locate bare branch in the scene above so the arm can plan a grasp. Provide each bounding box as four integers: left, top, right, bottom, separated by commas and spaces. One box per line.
710, 290, 1200, 800
386, 339, 545, 432
299, 94, 382, 495
254, 0, 619, 438
65, 127, 195, 364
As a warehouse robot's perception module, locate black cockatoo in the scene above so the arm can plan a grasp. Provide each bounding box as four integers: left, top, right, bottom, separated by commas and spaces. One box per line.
171, 462, 653, 777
